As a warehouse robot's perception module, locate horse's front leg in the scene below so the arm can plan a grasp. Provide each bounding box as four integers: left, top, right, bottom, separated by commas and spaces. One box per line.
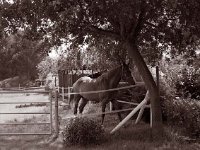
101, 100, 108, 125
73, 94, 81, 115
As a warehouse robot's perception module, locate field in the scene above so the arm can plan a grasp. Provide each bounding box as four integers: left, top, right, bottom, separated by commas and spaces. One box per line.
0, 92, 199, 150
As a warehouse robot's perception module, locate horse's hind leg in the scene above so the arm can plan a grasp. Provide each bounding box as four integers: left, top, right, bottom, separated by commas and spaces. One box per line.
73, 94, 82, 115
79, 98, 88, 114
112, 100, 122, 122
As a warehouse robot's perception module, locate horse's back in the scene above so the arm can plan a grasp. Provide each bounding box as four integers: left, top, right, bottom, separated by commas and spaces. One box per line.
73, 76, 96, 90
73, 76, 101, 101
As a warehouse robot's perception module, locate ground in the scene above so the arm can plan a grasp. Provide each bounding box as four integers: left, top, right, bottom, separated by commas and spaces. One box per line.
0, 91, 199, 150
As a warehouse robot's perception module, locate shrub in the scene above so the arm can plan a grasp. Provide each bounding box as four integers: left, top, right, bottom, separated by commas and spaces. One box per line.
159, 55, 200, 139
162, 97, 200, 138
175, 67, 200, 100
160, 55, 200, 100
62, 117, 107, 146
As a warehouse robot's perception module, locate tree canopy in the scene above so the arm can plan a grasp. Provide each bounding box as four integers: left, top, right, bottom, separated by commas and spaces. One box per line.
2, 0, 200, 51
1, 0, 200, 67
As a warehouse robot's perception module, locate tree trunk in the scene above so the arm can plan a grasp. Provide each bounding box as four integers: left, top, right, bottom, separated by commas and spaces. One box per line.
124, 40, 163, 138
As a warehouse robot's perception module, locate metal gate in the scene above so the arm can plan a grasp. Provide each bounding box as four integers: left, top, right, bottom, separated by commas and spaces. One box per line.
0, 88, 53, 135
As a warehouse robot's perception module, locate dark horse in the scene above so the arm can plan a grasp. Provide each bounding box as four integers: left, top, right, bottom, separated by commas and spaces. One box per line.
70, 63, 136, 125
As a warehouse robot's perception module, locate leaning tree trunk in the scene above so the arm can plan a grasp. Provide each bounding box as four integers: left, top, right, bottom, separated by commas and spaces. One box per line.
124, 40, 163, 138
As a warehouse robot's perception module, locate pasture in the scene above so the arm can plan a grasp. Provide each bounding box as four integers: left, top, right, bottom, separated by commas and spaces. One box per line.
0, 90, 199, 150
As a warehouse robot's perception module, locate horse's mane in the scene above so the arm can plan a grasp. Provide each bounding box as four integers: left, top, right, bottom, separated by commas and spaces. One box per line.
105, 65, 122, 79
88, 69, 108, 79
93, 65, 122, 84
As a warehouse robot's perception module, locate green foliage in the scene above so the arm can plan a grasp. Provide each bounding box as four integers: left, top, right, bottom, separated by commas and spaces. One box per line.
62, 117, 107, 146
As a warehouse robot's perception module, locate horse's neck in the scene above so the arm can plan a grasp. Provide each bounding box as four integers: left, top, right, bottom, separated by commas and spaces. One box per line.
106, 66, 122, 88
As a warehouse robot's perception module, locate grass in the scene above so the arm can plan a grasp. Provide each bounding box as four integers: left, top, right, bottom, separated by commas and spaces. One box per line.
59, 108, 200, 150
0, 125, 199, 150
61, 123, 200, 150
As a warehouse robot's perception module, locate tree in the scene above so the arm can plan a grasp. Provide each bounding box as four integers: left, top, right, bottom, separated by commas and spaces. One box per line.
2, 0, 200, 138
0, 31, 50, 80
37, 56, 58, 79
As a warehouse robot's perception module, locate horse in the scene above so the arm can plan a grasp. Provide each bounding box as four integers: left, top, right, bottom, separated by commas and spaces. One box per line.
69, 63, 136, 125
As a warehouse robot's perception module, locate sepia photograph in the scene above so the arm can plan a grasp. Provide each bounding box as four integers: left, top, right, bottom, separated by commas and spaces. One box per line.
0, 0, 200, 149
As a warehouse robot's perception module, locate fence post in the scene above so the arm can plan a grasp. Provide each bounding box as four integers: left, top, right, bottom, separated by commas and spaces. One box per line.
57, 86, 60, 93
109, 102, 113, 112
155, 65, 159, 128
62, 87, 64, 101
55, 90, 59, 137
156, 66, 160, 95
150, 104, 153, 128
54, 76, 57, 87
68, 87, 71, 104
49, 91, 53, 134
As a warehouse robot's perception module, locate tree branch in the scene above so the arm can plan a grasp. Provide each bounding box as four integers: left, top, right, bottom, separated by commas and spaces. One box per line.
86, 25, 121, 40
129, 0, 147, 40
118, 13, 126, 40
144, 21, 158, 28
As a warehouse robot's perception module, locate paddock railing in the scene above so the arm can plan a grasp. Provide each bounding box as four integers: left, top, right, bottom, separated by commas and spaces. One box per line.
0, 88, 53, 136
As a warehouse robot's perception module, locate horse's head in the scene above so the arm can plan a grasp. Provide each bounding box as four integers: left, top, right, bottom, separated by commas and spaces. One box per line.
121, 62, 136, 85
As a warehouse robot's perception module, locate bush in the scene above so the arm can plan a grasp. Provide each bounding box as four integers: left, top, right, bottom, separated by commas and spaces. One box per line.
159, 55, 200, 139
160, 55, 200, 100
62, 117, 107, 146
162, 97, 200, 138
175, 68, 200, 100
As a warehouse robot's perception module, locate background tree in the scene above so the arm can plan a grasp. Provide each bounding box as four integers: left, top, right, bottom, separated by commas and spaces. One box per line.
37, 56, 58, 80
0, 31, 50, 81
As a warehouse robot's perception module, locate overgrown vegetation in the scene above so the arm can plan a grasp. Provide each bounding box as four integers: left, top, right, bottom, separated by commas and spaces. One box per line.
160, 55, 200, 140
62, 117, 107, 146
161, 54, 200, 100
175, 68, 200, 100
162, 97, 200, 139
